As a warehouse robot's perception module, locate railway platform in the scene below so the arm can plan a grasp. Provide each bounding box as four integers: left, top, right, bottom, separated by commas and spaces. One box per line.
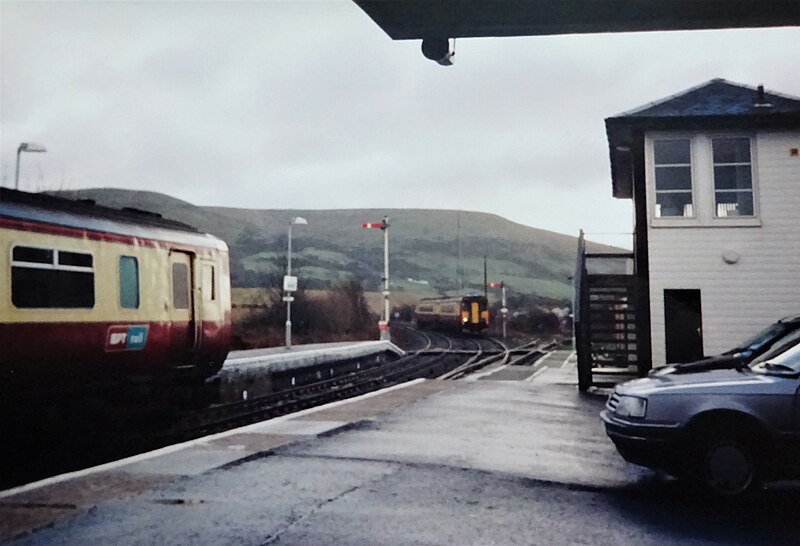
223, 340, 405, 372
219, 340, 405, 401
2, 350, 656, 544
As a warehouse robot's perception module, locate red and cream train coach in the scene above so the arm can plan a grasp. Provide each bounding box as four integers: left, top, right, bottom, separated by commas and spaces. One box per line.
0, 188, 232, 393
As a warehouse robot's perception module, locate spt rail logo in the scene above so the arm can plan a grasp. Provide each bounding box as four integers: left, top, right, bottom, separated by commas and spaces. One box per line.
105, 325, 149, 351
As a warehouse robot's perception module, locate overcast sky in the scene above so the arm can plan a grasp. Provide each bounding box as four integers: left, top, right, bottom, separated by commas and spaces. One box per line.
2, 1, 798, 248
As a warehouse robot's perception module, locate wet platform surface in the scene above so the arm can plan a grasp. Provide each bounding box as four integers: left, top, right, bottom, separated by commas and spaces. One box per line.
5, 350, 800, 545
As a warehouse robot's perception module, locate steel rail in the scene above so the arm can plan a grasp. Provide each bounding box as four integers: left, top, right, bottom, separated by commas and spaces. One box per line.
438, 336, 509, 380
438, 337, 561, 380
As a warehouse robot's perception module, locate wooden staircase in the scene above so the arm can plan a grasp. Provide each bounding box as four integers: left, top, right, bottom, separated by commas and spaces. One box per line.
574, 232, 651, 391
584, 274, 642, 387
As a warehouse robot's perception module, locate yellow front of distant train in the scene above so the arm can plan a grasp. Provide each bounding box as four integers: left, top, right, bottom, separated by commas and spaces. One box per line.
415, 295, 489, 333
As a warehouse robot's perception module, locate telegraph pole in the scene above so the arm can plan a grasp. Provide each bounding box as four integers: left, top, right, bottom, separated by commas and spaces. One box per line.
483, 256, 488, 300
456, 212, 462, 294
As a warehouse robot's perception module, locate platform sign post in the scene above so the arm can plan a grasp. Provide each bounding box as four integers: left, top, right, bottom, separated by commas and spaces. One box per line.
363, 217, 391, 341
283, 275, 298, 292
285, 217, 307, 349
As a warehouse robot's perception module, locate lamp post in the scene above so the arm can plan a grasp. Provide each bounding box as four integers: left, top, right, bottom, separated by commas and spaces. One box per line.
284, 216, 307, 349
15, 142, 47, 190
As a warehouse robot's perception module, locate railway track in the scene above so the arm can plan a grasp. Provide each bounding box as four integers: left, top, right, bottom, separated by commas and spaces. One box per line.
437, 336, 507, 380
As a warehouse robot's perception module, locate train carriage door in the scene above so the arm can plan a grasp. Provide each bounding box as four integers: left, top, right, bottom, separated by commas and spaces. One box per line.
169, 251, 197, 362
470, 301, 480, 324
198, 259, 219, 340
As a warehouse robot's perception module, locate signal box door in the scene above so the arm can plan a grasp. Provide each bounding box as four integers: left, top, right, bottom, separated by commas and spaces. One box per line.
169, 251, 197, 362
664, 289, 704, 363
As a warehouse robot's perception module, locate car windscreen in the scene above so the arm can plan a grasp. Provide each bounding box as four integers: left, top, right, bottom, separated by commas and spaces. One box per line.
749, 328, 800, 367
734, 322, 787, 354
756, 340, 800, 373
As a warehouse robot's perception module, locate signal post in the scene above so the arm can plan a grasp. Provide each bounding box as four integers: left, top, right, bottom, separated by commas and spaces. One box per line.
488, 280, 508, 339
363, 217, 391, 341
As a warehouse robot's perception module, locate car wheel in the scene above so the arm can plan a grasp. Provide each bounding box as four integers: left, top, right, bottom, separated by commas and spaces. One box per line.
699, 433, 758, 497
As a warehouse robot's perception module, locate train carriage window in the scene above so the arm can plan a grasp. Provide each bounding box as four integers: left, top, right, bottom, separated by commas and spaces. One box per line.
172, 263, 190, 309
11, 245, 94, 308
119, 256, 140, 309
202, 264, 216, 301
12, 246, 52, 264
59, 251, 93, 268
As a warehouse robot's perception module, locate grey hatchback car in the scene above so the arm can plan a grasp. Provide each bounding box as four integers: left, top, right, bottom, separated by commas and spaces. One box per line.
601, 328, 800, 496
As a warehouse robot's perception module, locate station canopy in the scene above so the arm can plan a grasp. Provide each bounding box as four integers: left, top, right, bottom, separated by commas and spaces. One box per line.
354, 1, 800, 40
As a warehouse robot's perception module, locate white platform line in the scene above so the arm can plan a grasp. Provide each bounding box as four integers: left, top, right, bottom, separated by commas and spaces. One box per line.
531, 350, 552, 368
0, 378, 427, 500
519, 350, 553, 382
525, 366, 549, 382
465, 364, 507, 381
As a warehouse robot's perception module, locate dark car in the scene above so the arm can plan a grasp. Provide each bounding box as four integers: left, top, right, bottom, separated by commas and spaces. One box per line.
650, 314, 800, 377
601, 320, 800, 497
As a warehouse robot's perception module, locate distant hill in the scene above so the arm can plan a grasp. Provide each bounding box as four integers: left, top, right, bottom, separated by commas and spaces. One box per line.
52, 188, 621, 301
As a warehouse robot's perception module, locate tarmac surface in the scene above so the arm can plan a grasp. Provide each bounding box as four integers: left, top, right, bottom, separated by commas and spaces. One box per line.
4, 350, 800, 545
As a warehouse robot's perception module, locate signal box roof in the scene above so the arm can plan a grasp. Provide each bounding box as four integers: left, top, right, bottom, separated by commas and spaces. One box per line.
354, 1, 800, 40
609, 78, 800, 120
605, 79, 800, 199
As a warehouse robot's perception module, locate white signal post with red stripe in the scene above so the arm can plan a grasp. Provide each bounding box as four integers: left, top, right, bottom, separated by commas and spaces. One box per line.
363, 216, 391, 341
487, 281, 508, 339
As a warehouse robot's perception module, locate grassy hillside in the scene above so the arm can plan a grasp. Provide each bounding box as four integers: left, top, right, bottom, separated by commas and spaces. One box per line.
53, 188, 621, 301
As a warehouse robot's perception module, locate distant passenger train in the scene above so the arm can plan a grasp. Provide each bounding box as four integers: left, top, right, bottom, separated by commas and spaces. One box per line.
415, 295, 489, 333
0, 188, 232, 395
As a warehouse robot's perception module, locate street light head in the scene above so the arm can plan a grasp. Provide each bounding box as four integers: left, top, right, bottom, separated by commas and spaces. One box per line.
291, 217, 308, 225
15, 142, 48, 190
19, 142, 47, 153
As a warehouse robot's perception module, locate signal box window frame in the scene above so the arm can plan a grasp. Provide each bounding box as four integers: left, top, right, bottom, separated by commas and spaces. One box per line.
646, 133, 761, 228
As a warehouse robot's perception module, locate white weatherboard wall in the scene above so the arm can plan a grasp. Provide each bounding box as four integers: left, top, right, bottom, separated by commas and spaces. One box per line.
645, 131, 800, 367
